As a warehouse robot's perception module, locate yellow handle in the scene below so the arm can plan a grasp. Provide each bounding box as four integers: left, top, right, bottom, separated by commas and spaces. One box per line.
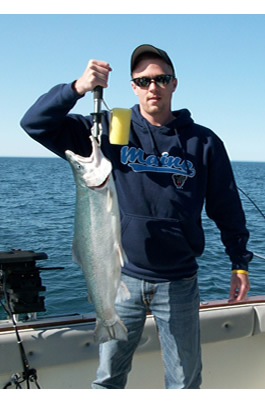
109, 108, 131, 145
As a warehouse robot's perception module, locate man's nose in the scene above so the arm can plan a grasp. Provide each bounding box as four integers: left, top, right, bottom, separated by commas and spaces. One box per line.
149, 80, 159, 90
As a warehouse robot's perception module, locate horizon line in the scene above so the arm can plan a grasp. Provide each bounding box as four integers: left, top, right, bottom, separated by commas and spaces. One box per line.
0, 155, 265, 163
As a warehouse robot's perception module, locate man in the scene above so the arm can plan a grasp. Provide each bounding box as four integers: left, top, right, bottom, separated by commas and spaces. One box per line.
20, 44, 252, 388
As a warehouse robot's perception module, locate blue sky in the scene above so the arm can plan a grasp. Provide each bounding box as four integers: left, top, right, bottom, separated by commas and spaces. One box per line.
1, 12, 265, 161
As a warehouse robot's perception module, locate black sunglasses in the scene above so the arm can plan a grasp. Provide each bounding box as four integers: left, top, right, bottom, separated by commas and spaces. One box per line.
131, 74, 175, 88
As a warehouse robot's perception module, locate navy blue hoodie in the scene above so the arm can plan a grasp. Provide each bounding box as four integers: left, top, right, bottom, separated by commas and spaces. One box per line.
20, 82, 252, 281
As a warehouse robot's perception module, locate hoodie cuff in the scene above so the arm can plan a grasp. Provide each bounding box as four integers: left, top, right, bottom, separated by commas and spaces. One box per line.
70, 81, 85, 98
230, 251, 253, 272
231, 263, 249, 273
59, 81, 85, 105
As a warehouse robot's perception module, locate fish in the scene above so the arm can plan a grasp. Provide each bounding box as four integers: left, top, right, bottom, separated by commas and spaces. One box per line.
65, 136, 130, 343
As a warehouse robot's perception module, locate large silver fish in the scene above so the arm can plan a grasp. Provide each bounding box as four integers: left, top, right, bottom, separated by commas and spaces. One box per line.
65, 136, 130, 343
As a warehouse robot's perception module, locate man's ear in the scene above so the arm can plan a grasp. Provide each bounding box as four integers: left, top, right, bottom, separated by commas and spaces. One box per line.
131, 80, 139, 95
172, 77, 178, 93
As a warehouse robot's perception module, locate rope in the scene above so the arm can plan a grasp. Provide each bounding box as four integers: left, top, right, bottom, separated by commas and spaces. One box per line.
237, 186, 265, 220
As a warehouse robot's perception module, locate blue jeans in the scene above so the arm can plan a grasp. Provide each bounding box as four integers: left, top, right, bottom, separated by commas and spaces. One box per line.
91, 273, 202, 389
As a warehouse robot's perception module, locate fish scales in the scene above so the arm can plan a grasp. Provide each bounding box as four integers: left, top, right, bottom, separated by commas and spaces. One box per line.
65, 136, 130, 343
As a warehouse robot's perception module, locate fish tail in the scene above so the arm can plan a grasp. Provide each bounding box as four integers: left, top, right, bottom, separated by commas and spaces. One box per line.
94, 317, 128, 343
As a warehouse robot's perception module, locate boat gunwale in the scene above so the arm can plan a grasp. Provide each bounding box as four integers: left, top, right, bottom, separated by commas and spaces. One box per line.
1, 295, 265, 333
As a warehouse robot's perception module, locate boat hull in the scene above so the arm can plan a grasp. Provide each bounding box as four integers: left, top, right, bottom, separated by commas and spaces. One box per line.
1, 297, 265, 389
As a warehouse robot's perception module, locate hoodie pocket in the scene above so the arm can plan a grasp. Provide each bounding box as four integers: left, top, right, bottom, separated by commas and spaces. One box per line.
121, 214, 199, 272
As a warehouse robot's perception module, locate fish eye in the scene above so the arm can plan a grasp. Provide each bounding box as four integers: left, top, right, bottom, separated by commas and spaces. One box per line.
75, 162, 82, 170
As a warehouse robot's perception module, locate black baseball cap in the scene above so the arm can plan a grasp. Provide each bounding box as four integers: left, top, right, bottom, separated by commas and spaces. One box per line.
131, 44, 175, 75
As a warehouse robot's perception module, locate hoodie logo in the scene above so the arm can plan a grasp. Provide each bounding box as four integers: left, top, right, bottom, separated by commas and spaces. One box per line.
120, 146, 195, 188
172, 174, 188, 189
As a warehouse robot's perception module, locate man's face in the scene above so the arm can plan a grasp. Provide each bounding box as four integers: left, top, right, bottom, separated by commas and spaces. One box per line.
131, 57, 177, 124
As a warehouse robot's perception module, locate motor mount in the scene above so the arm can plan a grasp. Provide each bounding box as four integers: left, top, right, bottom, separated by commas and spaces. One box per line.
0, 249, 63, 316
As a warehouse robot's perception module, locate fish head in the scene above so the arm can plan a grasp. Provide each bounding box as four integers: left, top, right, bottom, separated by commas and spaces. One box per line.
65, 136, 112, 189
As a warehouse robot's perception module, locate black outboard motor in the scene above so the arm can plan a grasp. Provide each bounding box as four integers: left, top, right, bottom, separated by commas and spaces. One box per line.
0, 249, 47, 316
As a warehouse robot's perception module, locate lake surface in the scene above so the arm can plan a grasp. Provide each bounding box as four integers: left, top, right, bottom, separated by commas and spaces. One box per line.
1, 158, 265, 319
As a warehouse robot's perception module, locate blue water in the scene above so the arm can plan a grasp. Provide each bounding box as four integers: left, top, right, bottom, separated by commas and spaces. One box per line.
1, 157, 265, 320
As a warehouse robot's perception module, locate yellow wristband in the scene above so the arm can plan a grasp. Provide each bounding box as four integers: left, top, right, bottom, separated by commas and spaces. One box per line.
232, 269, 249, 275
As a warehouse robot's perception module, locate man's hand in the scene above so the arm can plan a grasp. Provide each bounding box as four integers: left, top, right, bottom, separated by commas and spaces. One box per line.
229, 272, 250, 302
73, 59, 112, 96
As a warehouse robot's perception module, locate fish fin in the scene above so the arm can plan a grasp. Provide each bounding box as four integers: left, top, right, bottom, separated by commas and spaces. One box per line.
116, 243, 128, 267
94, 317, 128, 343
72, 244, 81, 266
86, 292, 93, 304
115, 280, 130, 303
122, 248, 128, 265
